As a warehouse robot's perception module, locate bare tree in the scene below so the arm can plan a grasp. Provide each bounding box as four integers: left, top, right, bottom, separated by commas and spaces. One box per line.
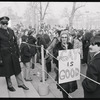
62, 2, 86, 33
39, 2, 50, 30
69, 2, 86, 33
61, 7, 70, 19
42, 2, 49, 20
23, 2, 39, 29
24, 2, 50, 32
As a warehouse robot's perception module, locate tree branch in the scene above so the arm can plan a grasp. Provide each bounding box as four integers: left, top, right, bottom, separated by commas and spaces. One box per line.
75, 4, 85, 12
40, 2, 42, 21
42, 2, 49, 20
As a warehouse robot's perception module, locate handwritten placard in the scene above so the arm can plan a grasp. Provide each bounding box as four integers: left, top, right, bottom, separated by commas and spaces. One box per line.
58, 49, 80, 84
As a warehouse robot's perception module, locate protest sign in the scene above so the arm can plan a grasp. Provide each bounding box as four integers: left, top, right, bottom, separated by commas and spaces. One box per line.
59, 49, 80, 84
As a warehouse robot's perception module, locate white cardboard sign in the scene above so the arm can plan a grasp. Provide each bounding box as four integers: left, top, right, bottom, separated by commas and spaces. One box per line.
58, 49, 80, 84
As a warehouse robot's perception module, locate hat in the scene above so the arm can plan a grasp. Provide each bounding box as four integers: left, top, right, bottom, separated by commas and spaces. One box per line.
90, 36, 100, 44
0, 16, 9, 22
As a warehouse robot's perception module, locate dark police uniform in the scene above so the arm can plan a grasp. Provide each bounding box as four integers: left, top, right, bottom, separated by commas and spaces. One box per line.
0, 27, 21, 76
0, 16, 29, 91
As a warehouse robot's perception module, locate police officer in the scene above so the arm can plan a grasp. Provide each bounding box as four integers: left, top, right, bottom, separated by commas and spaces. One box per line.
0, 16, 29, 91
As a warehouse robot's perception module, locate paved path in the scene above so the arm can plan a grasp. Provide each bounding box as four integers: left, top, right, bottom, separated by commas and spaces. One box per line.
0, 63, 87, 98
30, 63, 87, 98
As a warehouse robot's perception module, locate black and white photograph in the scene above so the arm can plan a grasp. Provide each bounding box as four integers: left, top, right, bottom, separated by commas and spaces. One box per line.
0, 1, 100, 98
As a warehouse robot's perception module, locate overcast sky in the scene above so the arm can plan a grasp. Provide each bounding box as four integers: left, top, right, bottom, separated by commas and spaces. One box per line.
0, 2, 100, 18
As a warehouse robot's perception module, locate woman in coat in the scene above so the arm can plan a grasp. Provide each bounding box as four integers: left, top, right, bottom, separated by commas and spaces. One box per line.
53, 30, 78, 98
46, 30, 61, 73
82, 35, 100, 98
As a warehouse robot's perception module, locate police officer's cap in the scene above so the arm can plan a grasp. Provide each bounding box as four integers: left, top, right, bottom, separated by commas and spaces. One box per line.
0, 16, 10, 22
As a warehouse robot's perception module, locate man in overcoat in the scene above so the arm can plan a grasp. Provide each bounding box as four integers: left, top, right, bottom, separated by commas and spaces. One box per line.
82, 35, 100, 98
0, 16, 29, 91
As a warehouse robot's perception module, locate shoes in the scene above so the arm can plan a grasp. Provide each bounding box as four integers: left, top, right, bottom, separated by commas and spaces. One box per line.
24, 78, 32, 81
40, 79, 47, 82
18, 84, 29, 90
8, 86, 16, 92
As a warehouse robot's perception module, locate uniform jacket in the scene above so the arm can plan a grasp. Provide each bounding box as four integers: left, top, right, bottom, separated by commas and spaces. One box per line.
82, 52, 100, 98
53, 42, 78, 93
0, 27, 21, 77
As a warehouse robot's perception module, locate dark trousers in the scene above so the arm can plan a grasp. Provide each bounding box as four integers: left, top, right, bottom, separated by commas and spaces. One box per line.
46, 61, 51, 73
62, 91, 69, 98
5, 72, 24, 87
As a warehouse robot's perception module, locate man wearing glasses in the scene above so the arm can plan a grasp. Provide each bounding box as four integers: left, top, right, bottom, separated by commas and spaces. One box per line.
0, 16, 29, 92
82, 35, 100, 98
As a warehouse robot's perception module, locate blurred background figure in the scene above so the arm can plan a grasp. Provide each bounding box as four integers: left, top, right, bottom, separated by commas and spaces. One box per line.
20, 35, 32, 81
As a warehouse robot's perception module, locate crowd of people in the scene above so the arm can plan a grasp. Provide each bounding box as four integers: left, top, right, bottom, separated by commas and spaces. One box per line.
0, 16, 100, 98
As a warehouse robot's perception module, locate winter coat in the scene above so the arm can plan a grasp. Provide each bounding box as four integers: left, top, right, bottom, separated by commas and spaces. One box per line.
0, 27, 21, 77
46, 37, 59, 62
53, 42, 78, 93
82, 52, 100, 98
28, 35, 37, 57
20, 42, 32, 63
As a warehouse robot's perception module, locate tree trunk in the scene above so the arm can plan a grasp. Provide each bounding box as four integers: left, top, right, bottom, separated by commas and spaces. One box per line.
40, 2, 43, 31
69, 2, 76, 34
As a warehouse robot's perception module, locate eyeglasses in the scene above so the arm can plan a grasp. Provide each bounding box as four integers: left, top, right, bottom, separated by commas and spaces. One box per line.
61, 37, 67, 38
91, 43, 95, 46
1, 22, 8, 25
91, 42, 100, 46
